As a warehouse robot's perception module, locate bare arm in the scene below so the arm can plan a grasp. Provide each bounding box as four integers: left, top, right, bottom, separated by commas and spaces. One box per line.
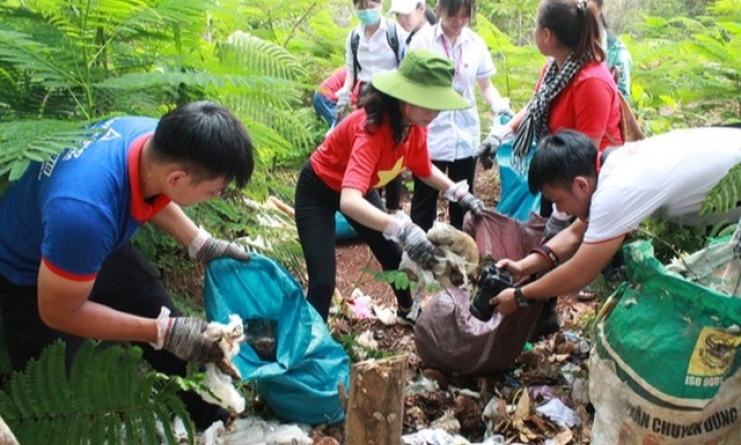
491, 228, 624, 314
477, 77, 504, 108
340, 167, 456, 232
506, 107, 528, 132
37, 264, 158, 343
149, 202, 200, 247
339, 187, 395, 232
417, 165, 456, 192
498, 218, 589, 279
521, 236, 624, 300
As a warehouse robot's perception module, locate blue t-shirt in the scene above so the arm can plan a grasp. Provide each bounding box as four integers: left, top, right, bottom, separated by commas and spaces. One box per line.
0, 117, 170, 285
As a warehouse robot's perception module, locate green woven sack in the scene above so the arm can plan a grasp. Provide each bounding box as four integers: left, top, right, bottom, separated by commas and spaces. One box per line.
596, 240, 741, 410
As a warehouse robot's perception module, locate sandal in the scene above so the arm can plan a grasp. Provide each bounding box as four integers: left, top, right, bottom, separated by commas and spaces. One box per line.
577, 284, 597, 301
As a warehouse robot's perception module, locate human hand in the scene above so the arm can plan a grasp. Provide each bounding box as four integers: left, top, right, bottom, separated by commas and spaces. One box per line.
458, 192, 484, 218
335, 89, 352, 121
489, 288, 517, 315
496, 258, 526, 283
610, 66, 622, 85
399, 223, 434, 266
189, 229, 250, 264
476, 124, 514, 169
196, 238, 250, 263
543, 214, 572, 241
490, 97, 513, 118
163, 317, 225, 364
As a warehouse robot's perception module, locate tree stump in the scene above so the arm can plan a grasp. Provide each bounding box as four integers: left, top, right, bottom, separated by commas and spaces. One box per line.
345, 354, 408, 445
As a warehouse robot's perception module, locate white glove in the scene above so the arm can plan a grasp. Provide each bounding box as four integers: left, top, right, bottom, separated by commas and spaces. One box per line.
491, 97, 513, 118
382, 212, 434, 265
444, 181, 484, 218
476, 124, 514, 169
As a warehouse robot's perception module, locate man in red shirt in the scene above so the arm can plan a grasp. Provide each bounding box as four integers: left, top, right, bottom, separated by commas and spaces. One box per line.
313, 67, 348, 127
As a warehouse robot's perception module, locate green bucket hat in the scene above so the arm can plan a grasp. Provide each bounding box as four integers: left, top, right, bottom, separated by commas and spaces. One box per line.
371, 49, 470, 111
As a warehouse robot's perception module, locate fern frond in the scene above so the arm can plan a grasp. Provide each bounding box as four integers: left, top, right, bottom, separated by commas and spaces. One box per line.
0, 340, 195, 445
222, 31, 306, 80
0, 30, 78, 88
0, 120, 94, 182
701, 163, 741, 215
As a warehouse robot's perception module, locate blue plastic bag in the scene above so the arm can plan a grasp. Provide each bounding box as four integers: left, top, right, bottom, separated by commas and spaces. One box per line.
335, 211, 361, 244
492, 115, 541, 222
203, 255, 350, 425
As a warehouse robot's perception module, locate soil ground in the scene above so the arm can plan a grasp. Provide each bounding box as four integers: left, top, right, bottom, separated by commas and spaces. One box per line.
318, 163, 601, 444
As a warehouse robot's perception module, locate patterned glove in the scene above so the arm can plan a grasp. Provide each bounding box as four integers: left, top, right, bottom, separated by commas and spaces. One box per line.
458, 192, 484, 218
334, 89, 352, 122
476, 124, 514, 170
163, 317, 225, 364
543, 214, 573, 241
189, 229, 250, 264
399, 223, 434, 266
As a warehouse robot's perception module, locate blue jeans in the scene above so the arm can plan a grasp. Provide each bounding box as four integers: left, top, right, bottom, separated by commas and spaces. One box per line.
312, 92, 337, 127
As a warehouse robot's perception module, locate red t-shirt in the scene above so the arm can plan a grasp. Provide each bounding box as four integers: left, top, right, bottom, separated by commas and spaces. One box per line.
537, 60, 623, 150
309, 109, 433, 193
317, 67, 361, 105
317, 68, 346, 101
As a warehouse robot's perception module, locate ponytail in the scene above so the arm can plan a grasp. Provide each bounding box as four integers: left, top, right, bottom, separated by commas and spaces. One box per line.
537, 0, 605, 62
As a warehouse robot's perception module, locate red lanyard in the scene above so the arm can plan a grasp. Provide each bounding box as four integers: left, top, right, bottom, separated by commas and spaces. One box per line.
440, 37, 462, 77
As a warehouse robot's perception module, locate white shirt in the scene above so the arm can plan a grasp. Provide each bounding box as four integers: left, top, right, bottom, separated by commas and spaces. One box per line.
409, 24, 496, 161
344, 18, 407, 83
584, 128, 741, 243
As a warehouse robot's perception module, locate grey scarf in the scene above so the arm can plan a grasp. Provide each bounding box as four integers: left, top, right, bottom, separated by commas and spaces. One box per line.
512, 51, 593, 160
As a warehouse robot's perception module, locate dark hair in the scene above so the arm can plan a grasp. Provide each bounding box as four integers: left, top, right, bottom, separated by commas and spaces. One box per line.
353, 0, 382, 6
424, 4, 438, 25
361, 84, 407, 145
537, 0, 605, 62
528, 129, 598, 193
435, 0, 476, 20
151, 101, 254, 189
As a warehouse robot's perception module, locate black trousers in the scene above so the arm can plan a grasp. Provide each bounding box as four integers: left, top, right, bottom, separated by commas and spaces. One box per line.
0, 243, 226, 430
383, 176, 403, 211
294, 163, 413, 320
411, 156, 476, 232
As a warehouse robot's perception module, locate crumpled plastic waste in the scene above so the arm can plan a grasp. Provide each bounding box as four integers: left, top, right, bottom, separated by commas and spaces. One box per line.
535, 398, 581, 428
198, 417, 313, 445
198, 314, 246, 413
402, 428, 505, 445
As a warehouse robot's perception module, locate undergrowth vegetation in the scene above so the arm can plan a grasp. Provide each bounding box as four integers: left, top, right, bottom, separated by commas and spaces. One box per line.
0, 0, 739, 442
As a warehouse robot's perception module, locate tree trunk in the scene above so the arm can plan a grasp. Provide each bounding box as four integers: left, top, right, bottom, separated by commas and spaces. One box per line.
345, 354, 408, 445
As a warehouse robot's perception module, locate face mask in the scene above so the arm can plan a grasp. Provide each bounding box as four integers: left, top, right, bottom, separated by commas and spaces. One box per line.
356, 7, 382, 25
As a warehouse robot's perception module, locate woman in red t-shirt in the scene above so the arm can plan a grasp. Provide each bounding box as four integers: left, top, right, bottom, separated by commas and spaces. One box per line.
481, 0, 623, 330
295, 49, 484, 324
503, 0, 622, 159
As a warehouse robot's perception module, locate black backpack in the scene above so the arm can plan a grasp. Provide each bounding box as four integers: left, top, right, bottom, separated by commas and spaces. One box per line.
350, 19, 402, 85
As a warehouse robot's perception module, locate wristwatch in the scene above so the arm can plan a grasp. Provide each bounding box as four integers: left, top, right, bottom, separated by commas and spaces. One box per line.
514, 287, 532, 308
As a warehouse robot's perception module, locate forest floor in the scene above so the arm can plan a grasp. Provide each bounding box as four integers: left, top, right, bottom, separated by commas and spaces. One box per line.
187, 163, 606, 445
307, 164, 604, 445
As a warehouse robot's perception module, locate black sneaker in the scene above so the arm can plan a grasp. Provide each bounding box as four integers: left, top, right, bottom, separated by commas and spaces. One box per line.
396, 303, 421, 327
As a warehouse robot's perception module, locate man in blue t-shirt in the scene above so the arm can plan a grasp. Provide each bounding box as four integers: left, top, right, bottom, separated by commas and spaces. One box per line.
0, 100, 255, 430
